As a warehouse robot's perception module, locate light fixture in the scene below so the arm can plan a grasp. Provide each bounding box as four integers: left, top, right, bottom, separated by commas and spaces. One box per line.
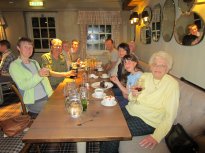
129, 12, 139, 25
129, 13, 134, 24
142, 11, 149, 23
29, 1, 43, 7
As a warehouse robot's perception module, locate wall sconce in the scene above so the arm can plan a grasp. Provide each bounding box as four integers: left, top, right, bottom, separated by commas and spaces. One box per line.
142, 11, 149, 23
129, 12, 139, 25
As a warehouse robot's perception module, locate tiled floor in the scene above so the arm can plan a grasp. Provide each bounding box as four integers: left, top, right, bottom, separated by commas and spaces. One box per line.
0, 103, 100, 153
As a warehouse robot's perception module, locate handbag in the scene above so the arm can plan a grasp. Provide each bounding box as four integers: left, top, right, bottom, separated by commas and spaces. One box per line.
0, 115, 31, 137
165, 123, 199, 153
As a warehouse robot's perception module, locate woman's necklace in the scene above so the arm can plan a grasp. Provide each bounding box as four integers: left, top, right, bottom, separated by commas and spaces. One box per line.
153, 77, 162, 90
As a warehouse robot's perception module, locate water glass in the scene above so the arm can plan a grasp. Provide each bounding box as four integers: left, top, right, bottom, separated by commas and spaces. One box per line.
65, 97, 82, 118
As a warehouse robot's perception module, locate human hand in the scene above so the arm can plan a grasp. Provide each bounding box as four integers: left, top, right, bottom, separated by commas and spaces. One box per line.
70, 70, 77, 76
139, 135, 158, 149
64, 70, 76, 77
110, 76, 119, 84
77, 58, 81, 64
39, 68, 50, 77
130, 85, 141, 96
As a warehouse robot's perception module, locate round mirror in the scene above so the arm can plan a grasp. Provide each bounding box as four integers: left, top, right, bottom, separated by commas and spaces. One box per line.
174, 12, 204, 46
140, 26, 151, 44
162, 0, 175, 42
142, 6, 152, 26
178, 0, 195, 13
152, 4, 161, 42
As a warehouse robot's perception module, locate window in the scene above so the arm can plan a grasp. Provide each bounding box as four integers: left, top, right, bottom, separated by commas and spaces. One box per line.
87, 25, 112, 51
26, 12, 58, 52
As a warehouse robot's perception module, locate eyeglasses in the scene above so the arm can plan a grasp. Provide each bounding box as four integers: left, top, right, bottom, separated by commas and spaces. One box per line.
152, 63, 167, 69
52, 45, 62, 49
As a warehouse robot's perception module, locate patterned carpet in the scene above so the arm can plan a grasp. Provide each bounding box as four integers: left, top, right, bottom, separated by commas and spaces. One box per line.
0, 103, 100, 153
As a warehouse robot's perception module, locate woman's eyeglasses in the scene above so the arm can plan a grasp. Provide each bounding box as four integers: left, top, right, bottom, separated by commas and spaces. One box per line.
52, 45, 62, 49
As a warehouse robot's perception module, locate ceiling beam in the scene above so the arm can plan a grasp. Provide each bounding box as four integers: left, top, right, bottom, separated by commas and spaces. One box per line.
122, 0, 136, 10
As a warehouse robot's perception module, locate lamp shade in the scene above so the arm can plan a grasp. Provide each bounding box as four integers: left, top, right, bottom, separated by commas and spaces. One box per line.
142, 11, 149, 18
129, 12, 139, 24
129, 13, 134, 24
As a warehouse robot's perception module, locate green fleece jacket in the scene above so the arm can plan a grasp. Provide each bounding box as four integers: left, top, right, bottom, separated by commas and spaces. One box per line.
9, 58, 53, 104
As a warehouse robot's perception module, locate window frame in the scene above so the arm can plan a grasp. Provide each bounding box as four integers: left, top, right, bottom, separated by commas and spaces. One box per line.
26, 12, 59, 53
86, 24, 112, 52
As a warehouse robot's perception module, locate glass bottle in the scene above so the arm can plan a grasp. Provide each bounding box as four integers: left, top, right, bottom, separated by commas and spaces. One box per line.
79, 86, 88, 111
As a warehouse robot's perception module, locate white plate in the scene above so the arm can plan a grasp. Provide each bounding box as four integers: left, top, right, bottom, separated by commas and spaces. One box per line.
97, 69, 104, 72
91, 82, 113, 89
101, 100, 117, 107
89, 74, 99, 79
100, 75, 109, 79
92, 93, 106, 99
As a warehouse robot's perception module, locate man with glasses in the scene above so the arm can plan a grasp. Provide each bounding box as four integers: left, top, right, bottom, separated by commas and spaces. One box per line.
41, 38, 75, 89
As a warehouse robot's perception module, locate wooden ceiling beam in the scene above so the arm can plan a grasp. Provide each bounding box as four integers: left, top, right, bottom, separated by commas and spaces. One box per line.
122, 0, 136, 10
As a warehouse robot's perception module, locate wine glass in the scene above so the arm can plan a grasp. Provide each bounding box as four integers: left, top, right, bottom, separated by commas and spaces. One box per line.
41, 63, 50, 77
135, 78, 145, 93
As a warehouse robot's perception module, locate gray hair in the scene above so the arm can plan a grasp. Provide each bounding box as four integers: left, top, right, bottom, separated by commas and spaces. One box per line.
149, 51, 173, 71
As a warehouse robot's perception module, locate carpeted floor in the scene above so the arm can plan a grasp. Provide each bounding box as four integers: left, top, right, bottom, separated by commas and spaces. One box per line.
0, 103, 100, 153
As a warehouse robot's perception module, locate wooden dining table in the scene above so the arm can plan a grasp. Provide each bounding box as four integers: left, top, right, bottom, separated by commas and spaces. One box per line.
22, 70, 132, 153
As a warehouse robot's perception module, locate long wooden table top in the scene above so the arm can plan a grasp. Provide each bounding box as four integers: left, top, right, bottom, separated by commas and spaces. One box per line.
22, 72, 131, 143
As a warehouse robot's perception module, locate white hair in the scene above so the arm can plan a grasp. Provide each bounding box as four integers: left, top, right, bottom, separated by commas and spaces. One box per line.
149, 51, 173, 71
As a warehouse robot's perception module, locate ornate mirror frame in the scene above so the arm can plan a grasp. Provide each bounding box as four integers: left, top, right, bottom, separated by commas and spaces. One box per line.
178, 0, 195, 13
152, 4, 161, 42
162, 0, 176, 42
174, 12, 205, 46
140, 26, 151, 44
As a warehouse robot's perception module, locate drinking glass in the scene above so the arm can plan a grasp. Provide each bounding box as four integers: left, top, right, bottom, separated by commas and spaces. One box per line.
65, 96, 82, 118
41, 63, 50, 77
135, 78, 145, 92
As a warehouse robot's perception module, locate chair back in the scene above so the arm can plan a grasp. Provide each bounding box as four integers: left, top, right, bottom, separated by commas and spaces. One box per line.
10, 84, 27, 115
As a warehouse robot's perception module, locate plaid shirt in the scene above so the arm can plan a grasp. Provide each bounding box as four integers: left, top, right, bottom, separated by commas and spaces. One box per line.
0, 50, 16, 75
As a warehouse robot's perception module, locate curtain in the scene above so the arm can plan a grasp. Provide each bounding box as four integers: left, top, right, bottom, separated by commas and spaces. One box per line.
77, 11, 122, 59
0, 14, 6, 40
0, 26, 6, 40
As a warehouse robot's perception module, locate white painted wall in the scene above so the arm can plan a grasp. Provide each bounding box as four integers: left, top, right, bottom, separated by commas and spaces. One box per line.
133, 0, 205, 89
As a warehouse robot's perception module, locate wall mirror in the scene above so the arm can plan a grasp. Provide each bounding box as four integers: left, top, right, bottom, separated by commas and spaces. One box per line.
174, 12, 204, 46
162, 0, 175, 42
142, 6, 152, 26
178, 0, 195, 13
152, 4, 161, 42
140, 26, 151, 44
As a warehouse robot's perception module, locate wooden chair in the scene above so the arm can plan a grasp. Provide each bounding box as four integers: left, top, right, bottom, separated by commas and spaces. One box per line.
0, 83, 33, 153
10, 83, 42, 153
10, 84, 39, 119
10, 84, 27, 115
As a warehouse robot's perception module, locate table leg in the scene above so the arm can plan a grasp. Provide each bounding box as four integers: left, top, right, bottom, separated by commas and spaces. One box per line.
77, 142, 86, 153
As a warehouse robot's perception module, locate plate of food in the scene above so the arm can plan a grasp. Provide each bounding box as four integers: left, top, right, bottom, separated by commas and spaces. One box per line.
101, 96, 117, 107
91, 81, 113, 89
